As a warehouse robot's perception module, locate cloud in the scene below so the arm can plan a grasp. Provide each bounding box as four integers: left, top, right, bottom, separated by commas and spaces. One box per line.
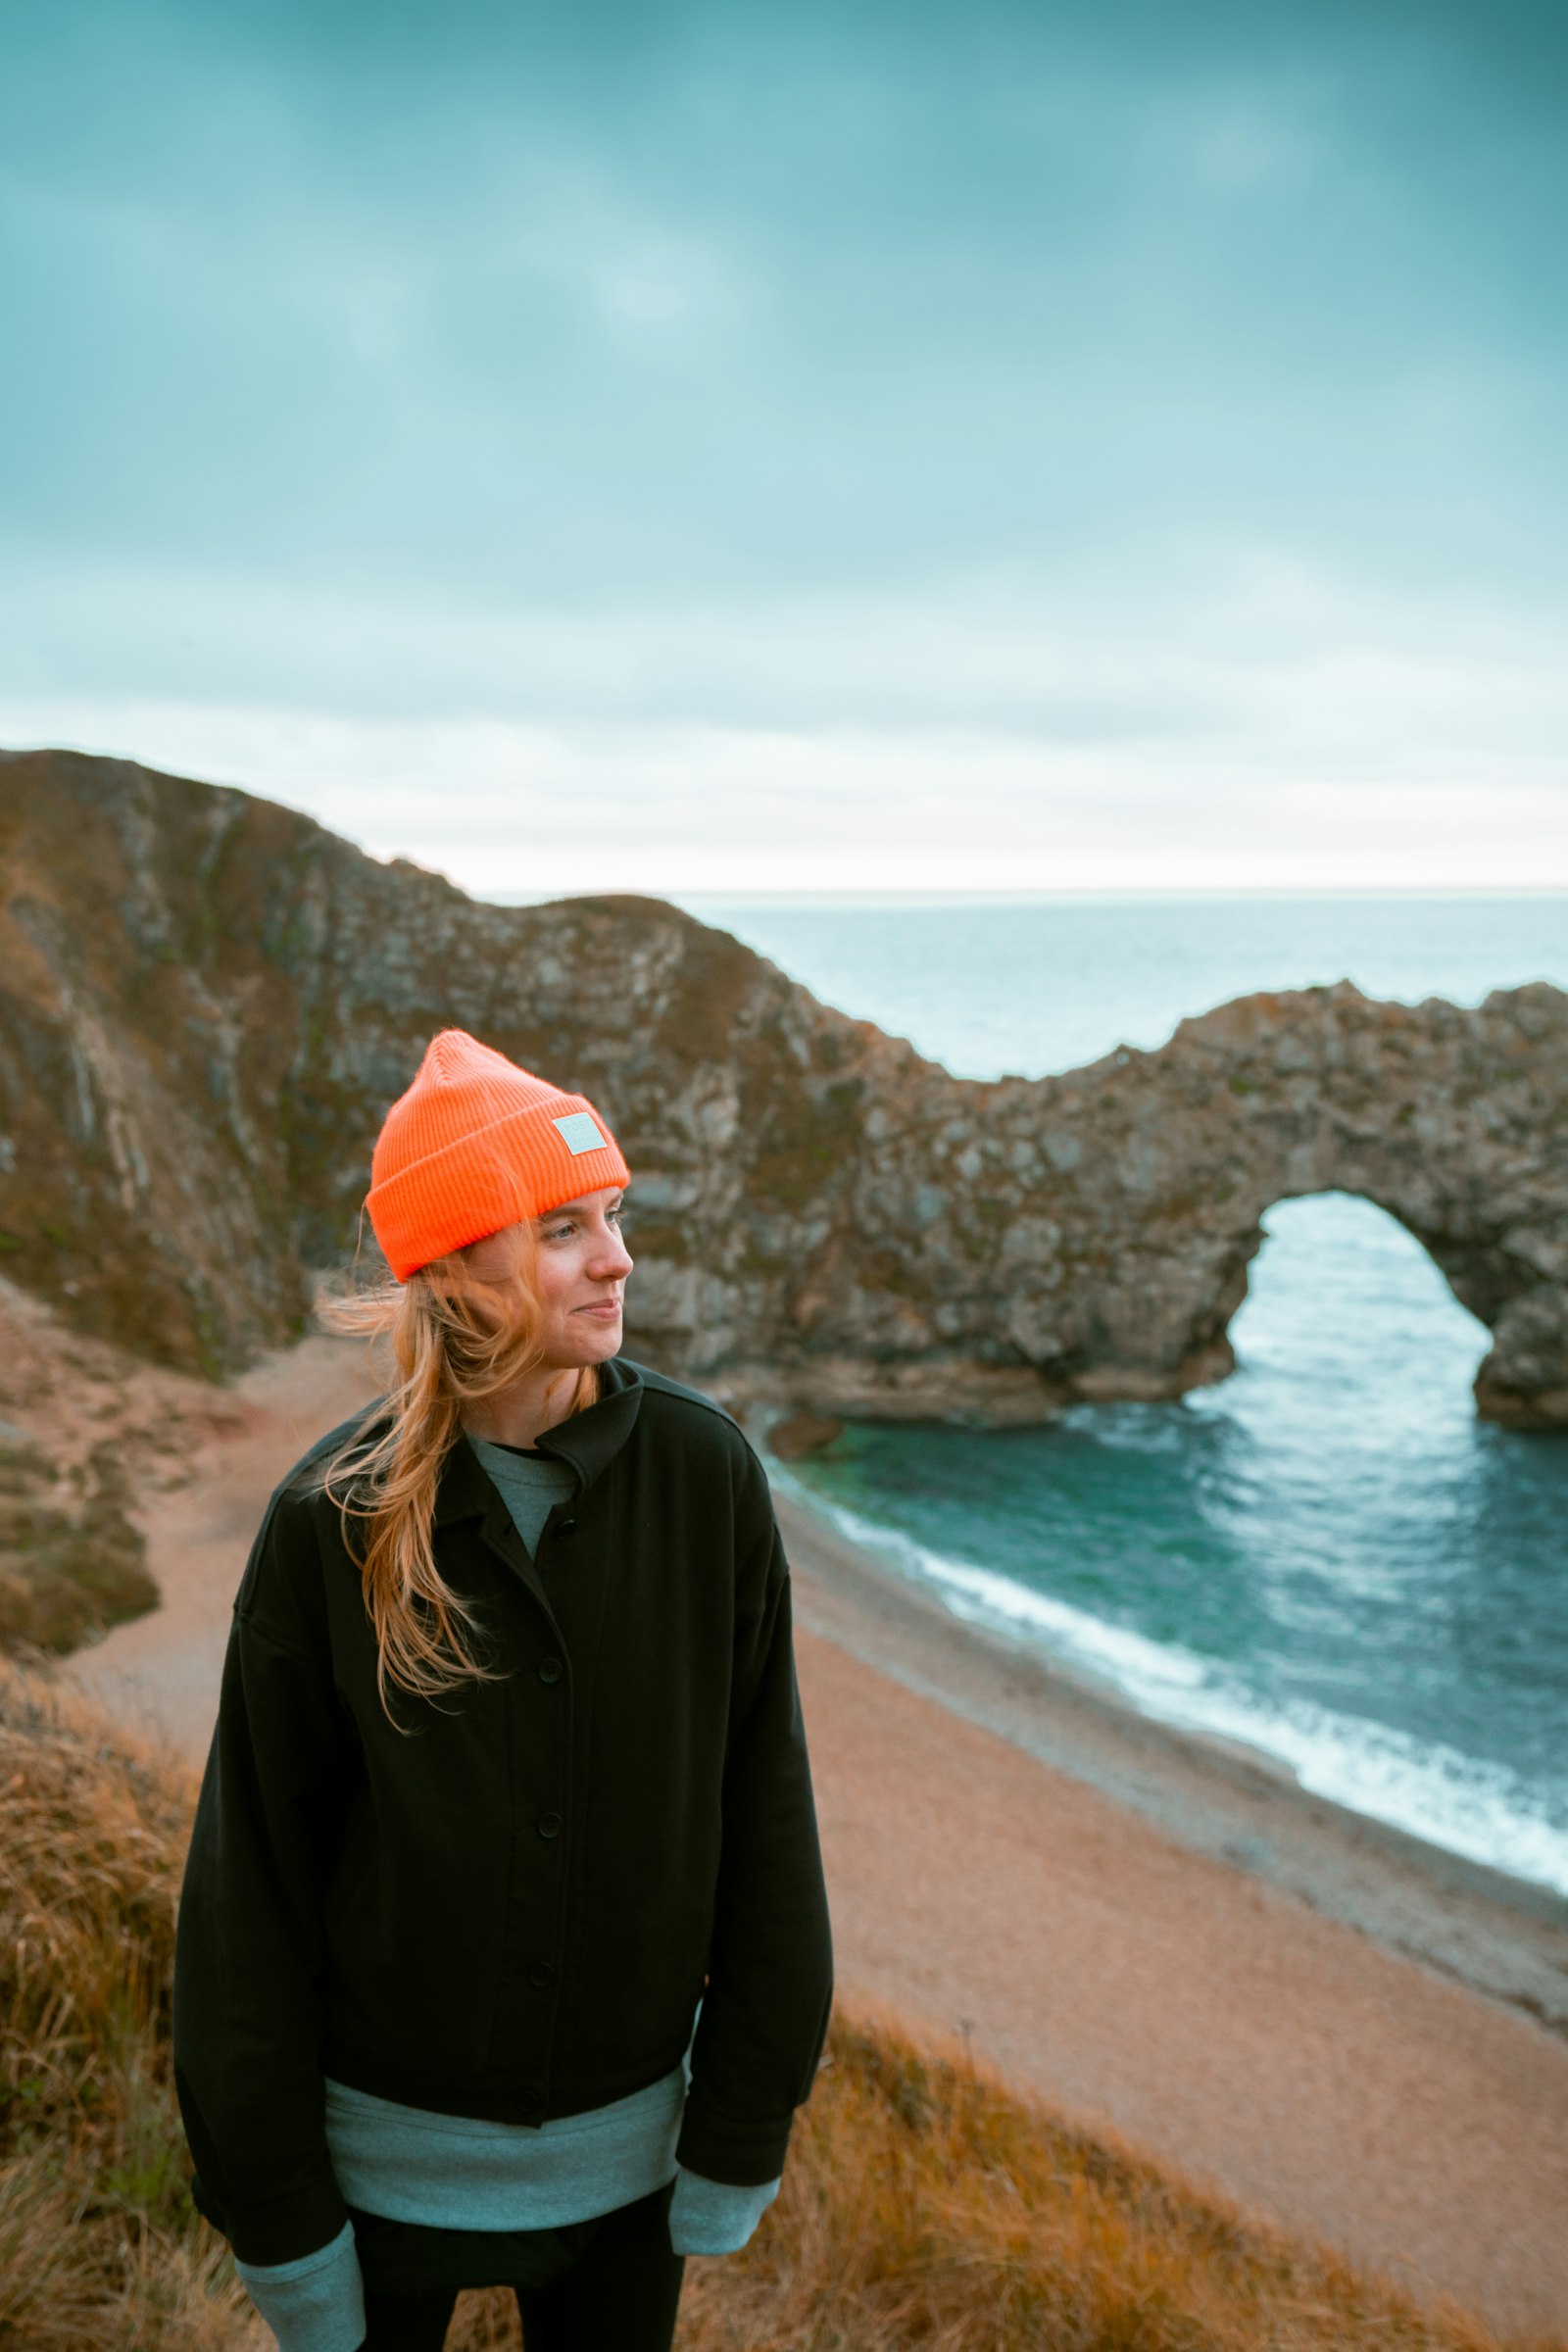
11, 695, 1567, 898
2, 0, 1565, 890
3, 1, 1564, 599
5, 549, 1564, 893
4, 541, 1565, 737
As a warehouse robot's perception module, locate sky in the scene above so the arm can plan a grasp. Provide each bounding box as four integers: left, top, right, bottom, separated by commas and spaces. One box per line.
2, 0, 1566, 896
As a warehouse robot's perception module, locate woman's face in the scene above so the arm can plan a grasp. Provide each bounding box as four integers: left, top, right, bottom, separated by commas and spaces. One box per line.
463, 1185, 632, 1369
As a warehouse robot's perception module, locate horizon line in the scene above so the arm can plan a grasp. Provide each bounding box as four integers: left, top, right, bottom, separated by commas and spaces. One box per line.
486, 884, 1568, 908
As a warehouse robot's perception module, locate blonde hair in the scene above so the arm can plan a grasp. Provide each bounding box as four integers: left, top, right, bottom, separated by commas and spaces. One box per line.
319, 1232, 599, 1722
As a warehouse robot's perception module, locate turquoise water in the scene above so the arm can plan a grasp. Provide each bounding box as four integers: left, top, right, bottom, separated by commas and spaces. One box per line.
677, 896, 1568, 1893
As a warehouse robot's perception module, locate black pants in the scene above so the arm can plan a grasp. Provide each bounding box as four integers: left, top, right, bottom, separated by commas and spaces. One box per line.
352, 2180, 685, 2352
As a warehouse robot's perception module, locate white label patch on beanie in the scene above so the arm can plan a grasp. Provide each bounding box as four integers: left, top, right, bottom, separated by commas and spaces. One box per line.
554, 1110, 607, 1155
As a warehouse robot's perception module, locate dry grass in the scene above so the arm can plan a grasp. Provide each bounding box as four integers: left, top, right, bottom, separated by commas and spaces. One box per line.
0, 1659, 260, 2348
1, 1655, 1560, 2352
0, 1439, 159, 1656
665, 2004, 1568, 2352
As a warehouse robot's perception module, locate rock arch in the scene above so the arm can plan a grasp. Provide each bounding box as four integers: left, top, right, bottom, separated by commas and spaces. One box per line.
781, 979, 1567, 1431
3, 752, 1565, 1431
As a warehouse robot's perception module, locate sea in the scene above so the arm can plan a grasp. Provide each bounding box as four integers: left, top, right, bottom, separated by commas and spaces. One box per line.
673, 895, 1568, 1897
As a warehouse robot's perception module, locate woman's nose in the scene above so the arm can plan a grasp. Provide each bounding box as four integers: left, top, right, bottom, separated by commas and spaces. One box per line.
593, 1224, 634, 1277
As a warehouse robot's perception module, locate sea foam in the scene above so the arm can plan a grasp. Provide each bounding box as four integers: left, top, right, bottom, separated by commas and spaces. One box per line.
792, 1485, 1568, 1900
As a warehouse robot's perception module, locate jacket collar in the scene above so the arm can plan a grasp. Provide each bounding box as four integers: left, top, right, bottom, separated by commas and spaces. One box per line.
433, 1354, 645, 1527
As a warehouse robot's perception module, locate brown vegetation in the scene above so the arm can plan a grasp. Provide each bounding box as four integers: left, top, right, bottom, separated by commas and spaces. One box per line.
1, 1657, 1560, 2352
0, 1439, 156, 1654
0, 1661, 254, 2348
0, 1275, 245, 1670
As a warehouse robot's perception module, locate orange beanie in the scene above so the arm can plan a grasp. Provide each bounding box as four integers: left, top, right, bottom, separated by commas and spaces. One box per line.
366, 1030, 630, 1281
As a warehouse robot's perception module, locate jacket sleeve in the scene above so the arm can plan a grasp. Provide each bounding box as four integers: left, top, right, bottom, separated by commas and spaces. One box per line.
173, 1491, 357, 2269
675, 1455, 834, 2187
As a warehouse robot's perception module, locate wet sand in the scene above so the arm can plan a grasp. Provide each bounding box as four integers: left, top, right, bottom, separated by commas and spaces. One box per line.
58, 1338, 1568, 2334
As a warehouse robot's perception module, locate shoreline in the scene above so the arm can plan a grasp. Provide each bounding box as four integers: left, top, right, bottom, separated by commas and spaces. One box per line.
47, 1333, 1568, 2329
779, 1486, 1568, 2330
773, 1487, 1568, 2039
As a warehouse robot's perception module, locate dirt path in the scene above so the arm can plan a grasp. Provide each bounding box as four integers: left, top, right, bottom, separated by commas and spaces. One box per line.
61, 1340, 1568, 2335
62, 1335, 381, 1756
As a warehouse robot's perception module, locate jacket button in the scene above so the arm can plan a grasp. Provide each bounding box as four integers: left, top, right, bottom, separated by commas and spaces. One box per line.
528, 1963, 554, 1989
556, 1518, 577, 1538
537, 1811, 564, 1839
538, 1657, 563, 1685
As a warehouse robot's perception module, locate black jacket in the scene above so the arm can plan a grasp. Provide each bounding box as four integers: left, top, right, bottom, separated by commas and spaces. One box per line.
172, 1357, 834, 2267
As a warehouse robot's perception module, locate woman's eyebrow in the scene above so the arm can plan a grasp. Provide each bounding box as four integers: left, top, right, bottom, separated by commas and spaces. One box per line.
536, 1192, 625, 1220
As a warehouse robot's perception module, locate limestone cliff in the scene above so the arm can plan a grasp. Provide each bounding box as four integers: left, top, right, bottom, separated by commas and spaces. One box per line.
2, 749, 1565, 1429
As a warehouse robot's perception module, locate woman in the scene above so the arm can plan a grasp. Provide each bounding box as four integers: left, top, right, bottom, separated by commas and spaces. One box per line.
173, 1029, 835, 2352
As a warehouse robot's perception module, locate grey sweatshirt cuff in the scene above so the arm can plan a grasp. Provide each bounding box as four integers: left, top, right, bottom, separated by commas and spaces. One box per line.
667, 2163, 781, 2255
236, 2220, 366, 2352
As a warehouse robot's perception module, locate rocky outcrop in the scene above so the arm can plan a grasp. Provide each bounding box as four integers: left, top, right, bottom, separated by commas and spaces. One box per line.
3, 749, 1566, 1428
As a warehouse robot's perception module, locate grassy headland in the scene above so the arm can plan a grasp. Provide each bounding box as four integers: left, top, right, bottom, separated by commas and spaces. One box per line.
1, 1659, 1559, 2352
